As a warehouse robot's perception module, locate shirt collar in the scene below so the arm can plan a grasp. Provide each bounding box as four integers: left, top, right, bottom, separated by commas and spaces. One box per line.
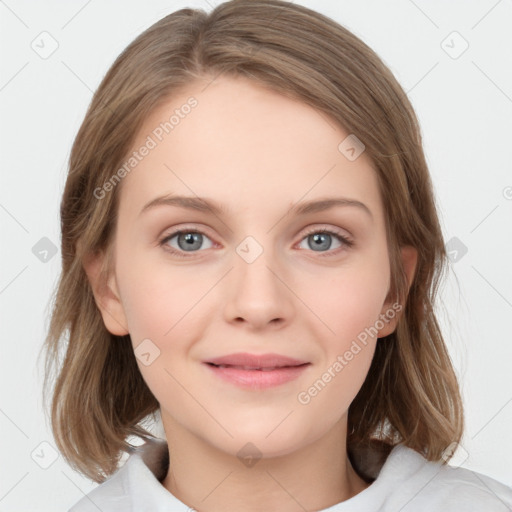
119, 437, 414, 511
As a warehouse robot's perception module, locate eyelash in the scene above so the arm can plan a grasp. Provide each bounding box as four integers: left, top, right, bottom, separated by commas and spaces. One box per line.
158, 226, 354, 259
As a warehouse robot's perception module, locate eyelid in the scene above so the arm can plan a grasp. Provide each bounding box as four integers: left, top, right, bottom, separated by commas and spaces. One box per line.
158, 224, 217, 258
158, 223, 354, 257
299, 224, 353, 242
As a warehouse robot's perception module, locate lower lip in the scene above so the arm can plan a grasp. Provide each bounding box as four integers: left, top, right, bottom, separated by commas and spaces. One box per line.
203, 363, 310, 389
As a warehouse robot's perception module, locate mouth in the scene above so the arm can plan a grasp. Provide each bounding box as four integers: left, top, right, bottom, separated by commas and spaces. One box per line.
204, 352, 309, 368
204, 363, 310, 389
205, 362, 310, 371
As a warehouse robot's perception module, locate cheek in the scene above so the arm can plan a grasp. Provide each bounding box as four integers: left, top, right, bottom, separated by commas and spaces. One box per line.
117, 265, 204, 404
300, 261, 389, 345
296, 270, 383, 421
118, 254, 207, 342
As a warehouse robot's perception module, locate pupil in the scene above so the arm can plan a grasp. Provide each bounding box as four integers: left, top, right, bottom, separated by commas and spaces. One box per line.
311, 233, 330, 251
179, 232, 202, 251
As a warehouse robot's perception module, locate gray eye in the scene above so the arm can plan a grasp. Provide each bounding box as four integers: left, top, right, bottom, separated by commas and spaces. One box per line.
298, 232, 342, 252
169, 232, 213, 252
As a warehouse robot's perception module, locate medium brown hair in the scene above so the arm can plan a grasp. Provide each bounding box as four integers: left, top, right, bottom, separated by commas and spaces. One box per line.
40, 0, 464, 483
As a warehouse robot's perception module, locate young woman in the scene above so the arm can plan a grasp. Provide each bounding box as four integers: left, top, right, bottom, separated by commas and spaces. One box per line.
41, 1, 512, 510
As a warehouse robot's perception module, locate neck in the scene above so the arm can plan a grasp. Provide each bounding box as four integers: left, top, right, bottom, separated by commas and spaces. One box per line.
160, 415, 371, 512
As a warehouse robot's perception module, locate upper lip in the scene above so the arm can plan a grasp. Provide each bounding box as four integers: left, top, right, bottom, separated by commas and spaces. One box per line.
204, 352, 309, 369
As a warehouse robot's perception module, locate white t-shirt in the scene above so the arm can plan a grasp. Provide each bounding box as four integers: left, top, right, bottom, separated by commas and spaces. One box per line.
68, 438, 512, 511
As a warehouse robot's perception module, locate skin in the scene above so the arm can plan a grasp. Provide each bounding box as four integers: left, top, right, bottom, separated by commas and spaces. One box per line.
85, 74, 417, 511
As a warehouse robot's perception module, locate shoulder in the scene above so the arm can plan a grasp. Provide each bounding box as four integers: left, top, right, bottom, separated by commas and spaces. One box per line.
419, 463, 512, 510
67, 438, 170, 511
382, 445, 512, 511
67, 460, 131, 511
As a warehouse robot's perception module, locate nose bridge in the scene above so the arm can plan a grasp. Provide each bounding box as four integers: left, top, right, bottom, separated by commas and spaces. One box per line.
235, 233, 281, 296
224, 233, 293, 327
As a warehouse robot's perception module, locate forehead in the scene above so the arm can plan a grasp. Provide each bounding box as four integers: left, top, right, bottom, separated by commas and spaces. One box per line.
117, 75, 383, 222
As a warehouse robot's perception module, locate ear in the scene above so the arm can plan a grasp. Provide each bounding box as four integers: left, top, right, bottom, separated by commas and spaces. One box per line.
82, 250, 129, 336
376, 245, 418, 338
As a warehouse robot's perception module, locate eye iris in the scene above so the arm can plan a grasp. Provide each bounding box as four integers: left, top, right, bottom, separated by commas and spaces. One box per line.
171, 231, 338, 253
309, 233, 331, 251
178, 232, 202, 251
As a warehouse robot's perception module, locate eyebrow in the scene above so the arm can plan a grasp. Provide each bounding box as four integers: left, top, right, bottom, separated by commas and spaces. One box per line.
139, 194, 373, 219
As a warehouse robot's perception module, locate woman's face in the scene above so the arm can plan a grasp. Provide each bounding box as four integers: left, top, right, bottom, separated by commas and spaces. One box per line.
89, 74, 415, 460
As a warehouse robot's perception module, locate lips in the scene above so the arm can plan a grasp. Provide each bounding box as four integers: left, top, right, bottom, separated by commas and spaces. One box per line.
211, 365, 288, 371
205, 352, 309, 370
203, 352, 311, 389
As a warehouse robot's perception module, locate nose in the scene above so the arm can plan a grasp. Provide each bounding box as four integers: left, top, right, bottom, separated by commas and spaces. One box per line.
223, 243, 295, 330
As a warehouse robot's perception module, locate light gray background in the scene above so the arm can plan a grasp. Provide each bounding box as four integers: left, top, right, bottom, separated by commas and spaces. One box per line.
1, 0, 511, 510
